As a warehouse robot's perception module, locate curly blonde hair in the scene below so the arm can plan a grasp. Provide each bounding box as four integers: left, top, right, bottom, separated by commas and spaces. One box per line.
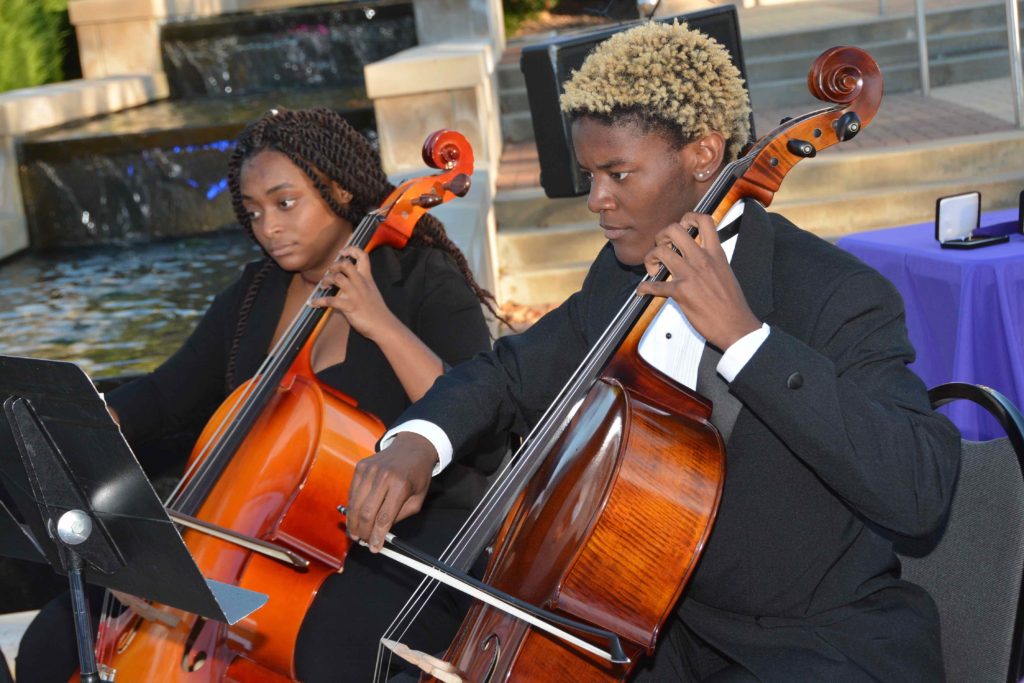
560, 20, 751, 161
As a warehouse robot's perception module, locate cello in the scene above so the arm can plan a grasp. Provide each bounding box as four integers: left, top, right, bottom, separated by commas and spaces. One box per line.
91, 129, 476, 682
377, 46, 883, 682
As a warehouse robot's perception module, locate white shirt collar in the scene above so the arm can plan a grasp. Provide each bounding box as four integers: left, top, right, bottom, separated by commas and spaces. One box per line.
719, 199, 744, 263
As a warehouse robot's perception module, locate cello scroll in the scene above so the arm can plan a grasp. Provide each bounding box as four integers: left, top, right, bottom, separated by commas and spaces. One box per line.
714, 46, 882, 223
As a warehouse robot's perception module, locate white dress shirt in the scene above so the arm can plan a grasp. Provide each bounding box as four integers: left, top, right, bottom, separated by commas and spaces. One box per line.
383, 201, 771, 474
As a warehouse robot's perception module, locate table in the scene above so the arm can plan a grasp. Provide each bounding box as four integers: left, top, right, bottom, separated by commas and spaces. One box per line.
837, 209, 1024, 441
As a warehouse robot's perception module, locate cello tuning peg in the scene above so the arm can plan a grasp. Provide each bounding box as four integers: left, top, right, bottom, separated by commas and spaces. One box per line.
786, 139, 816, 158
443, 173, 472, 198
411, 192, 443, 208
833, 111, 862, 142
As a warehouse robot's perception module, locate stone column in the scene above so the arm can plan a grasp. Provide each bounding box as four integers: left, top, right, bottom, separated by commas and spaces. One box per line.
365, 40, 501, 293
412, 0, 505, 55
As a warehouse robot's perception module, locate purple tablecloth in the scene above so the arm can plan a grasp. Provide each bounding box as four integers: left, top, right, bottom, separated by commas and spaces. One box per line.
837, 209, 1024, 441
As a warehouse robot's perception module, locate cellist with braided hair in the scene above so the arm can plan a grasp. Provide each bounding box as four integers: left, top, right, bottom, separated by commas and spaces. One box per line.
17, 107, 504, 682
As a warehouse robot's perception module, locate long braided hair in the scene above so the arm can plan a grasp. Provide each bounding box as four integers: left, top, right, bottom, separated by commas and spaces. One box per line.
223, 107, 505, 391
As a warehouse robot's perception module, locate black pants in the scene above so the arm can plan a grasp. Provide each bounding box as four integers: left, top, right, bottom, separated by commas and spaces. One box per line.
17, 506, 473, 683
16, 584, 103, 683
294, 505, 474, 682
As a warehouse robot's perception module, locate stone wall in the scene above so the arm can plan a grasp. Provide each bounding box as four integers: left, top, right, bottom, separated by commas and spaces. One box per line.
0, 74, 169, 260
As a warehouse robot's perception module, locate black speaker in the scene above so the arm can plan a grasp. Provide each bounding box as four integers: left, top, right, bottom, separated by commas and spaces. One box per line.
520, 6, 753, 198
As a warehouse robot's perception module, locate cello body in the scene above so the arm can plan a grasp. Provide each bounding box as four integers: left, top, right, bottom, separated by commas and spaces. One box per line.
442, 302, 725, 682
95, 368, 383, 680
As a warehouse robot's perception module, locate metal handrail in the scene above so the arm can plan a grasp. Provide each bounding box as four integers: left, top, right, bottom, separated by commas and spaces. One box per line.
1006, 0, 1024, 127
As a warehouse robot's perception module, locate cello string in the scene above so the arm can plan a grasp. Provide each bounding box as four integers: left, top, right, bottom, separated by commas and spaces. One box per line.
376, 164, 742, 670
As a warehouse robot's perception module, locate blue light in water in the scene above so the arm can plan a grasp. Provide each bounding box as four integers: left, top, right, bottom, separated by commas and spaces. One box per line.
172, 146, 182, 154
206, 177, 229, 200
126, 164, 135, 177
186, 178, 199, 188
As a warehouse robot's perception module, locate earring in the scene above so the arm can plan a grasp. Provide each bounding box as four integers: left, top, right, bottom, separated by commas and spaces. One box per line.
696, 170, 708, 180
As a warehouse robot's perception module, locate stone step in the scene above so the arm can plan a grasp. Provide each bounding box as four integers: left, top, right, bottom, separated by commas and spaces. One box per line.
495, 186, 590, 230
498, 60, 526, 90
775, 132, 1024, 200
497, 165, 1024, 304
496, 131, 1024, 233
741, 2, 1005, 59
495, 140, 1024, 305
499, 260, 593, 307
498, 3, 1018, 122
747, 37, 918, 85
498, 221, 604, 270
751, 60, 918, 111
746, 26, 1009, 85
501, 110, 535, 143
773, 167, 1024, 238
499, 85, 530, 114
751, 49, 1012, 110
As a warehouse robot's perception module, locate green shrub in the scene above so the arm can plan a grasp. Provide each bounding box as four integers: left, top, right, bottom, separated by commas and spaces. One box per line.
504, 0, 557, 36
0, 0, 70, 93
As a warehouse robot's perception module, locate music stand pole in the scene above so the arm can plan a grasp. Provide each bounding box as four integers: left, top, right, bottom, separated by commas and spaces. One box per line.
57, 510, 101, 683
0, 356, 268, 683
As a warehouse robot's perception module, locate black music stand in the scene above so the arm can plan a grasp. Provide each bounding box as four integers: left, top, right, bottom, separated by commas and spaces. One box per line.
0, 355, 267, 683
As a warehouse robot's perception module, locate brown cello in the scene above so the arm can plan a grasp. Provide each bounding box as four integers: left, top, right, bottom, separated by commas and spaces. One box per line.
90, 130, 475, 682
378, 46, 882, 682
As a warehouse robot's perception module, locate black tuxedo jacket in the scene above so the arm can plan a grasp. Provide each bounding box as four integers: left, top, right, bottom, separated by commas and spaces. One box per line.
399, 202, 961, 680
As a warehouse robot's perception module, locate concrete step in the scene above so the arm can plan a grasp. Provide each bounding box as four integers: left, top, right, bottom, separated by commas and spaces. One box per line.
500, 85, 530, 114
501, 110, 534, 143
499, 4, 1019, 124
751, 60, 919, 111
498, 220, 604, 270
774, 131, 1024, 200
747, 37, 918, 85
741, 2, 1006, 59
746, 26, 1009, 85
774, 167, 1024, 238
495, 186, 590, 230
499, 260, 593, 307
495, 130, 1024, 305
496, 131, 1024, 232
751, 48, 1011, 110
498, 61, 526, 90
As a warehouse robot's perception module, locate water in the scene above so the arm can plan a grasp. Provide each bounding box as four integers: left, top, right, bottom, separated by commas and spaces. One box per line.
0, 231, 262, 378
19, 87, 374, 248
161, 0, 417, 97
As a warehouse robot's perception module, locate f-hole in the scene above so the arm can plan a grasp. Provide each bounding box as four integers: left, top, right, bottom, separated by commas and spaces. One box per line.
182, 617, 208, 672
479, 634, 501, 683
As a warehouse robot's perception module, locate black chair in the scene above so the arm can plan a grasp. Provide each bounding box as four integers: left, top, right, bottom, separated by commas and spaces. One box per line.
895, 382, 1024, 683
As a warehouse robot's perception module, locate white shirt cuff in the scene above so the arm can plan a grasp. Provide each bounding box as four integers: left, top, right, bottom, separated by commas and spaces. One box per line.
717, 323, 770, 383
379, 419, 453, 475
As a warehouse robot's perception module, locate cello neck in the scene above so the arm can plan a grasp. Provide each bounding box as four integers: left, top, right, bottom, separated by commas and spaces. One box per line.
170, 211, 384, 516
